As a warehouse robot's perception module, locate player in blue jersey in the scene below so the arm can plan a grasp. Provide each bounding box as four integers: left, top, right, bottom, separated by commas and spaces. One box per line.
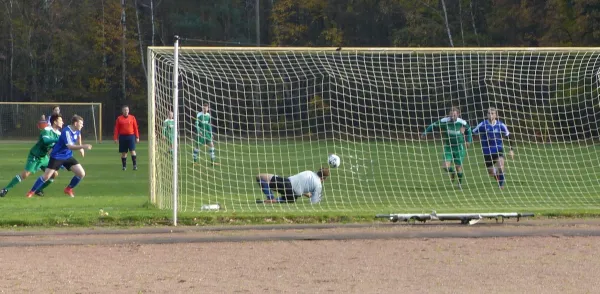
472, 107, 515, 189
26, 115, 92, 198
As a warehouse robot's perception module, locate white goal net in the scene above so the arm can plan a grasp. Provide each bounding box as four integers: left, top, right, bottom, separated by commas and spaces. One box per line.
0, 102, 102, 143
148, 47, 600, 214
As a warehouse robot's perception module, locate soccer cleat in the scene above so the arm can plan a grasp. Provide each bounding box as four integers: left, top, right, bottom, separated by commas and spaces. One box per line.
133, 166, 138, 171
212, 162, 221, 166
122, 167, 126, 171
35, 190, 44, 197
26, 191, 35, 198
457, 183, 463, 190
0, 188, 7, 197
64, 187, 75, 197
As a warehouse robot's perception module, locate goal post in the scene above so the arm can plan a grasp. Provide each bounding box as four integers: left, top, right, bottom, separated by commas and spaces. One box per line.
147, 46, 600, 219
0, 102, 103, 143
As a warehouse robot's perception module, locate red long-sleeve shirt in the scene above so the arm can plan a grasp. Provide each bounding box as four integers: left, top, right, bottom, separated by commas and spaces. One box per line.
114, 115, 140, 140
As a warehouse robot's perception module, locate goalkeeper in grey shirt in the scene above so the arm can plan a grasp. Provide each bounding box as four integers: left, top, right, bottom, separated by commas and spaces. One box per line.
255, 167, 330, 204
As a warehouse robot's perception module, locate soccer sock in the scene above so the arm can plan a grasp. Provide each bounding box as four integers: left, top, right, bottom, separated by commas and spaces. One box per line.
37, 178, 54, 192
30, 177, 46, 193
132, 155, 137, 167
258, 179, 274, 200
193, 148, 199, 162
209, 147, 216, 161
68, 176, 82, 189
447, 167, 455, 173
4, 175, 22, 190
121, 157, 127, 168
498, 169, 505, 185
457, 172, 464, 184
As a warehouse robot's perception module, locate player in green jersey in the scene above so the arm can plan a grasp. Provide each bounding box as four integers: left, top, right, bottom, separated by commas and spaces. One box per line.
163, 111, 175, 154
0, 114, 63, 197
193, 103, 218, 165
421, 107, 473, 188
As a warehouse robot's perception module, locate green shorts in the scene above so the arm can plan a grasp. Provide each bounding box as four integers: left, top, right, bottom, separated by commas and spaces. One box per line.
443, 144, 466, 166
24, 154, 49, 173
197, 133, 213, 146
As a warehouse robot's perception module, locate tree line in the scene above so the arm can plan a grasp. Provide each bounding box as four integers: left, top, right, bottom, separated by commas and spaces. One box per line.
0, 0, 599, 137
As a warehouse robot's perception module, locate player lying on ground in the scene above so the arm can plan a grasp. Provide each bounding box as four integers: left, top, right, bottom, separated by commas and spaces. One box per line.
27, 115, 92, 198
421, 107, 473, 189
193, 103, 218, 165
163, 111, 175, 154
472, 107, 515, 189
0, 114, 64, 197
255, 167, 330, 204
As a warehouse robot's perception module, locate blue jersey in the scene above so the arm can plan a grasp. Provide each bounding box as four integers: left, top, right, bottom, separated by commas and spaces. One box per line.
472, 119, 510, 155
50, 125, 80, 160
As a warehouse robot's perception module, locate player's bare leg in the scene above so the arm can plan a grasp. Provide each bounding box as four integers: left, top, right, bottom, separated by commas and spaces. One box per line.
496, 157, 506, 189
64, 164, 86, 197
443, 161, 455, 183
121, 152, 128, 171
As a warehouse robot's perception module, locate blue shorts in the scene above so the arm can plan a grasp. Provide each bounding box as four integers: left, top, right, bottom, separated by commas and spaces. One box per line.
119, 135, 136, 153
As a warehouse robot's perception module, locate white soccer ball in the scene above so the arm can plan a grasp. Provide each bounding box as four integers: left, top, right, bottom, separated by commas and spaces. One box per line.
328, 154, 341, 168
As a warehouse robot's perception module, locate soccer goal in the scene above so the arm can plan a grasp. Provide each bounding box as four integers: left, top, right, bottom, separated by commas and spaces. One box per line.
0, 102, 103, 143
148, 44, 600, 221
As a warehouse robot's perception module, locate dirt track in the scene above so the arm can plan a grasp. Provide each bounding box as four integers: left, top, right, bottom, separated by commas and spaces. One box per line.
0, 219, 599, 293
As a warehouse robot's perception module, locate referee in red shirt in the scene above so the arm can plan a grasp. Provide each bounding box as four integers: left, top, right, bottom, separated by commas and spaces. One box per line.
114, 105, 140, 171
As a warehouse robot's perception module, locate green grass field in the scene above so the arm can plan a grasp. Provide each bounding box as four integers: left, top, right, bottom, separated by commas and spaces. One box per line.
0, 140, 599, 227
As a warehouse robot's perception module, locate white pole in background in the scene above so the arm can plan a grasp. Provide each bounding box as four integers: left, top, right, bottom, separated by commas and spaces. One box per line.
172, 35, 180, 226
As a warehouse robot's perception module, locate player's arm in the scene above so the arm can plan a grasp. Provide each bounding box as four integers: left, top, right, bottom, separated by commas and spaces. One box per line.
195, 115, 200, 135
41, 130, 59, 145
78, 134, 85, 157
113, 117, 121, 143
310, 185, 323, 204
133, 116, 140, 143
464, 123, 473, 144
66, 134, 92, 151
501, 123, 515, 159
421, 121, 439, 138
471, 121, 484, 135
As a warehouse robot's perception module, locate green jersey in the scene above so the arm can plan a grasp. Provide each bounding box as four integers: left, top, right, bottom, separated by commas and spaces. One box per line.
30, 126, 61, 158
424, 117, 473, 146
195, 112, 212, 135
163, 118, 175, 141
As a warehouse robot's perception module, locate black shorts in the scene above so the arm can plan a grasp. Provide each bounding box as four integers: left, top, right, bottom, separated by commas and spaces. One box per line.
48, 157, 79, 171
483, 153, 504, 167
269, 176, 296, 202
119, 135, 136, 153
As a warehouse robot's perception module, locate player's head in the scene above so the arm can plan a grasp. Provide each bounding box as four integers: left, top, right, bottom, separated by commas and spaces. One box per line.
50, 114, 64, 129
202, 103, 209, 113
487, 107, 498, 121
71, 115, 84, 130
52, 105, 60, 114
122, 105, 130, 117
316, 167, 330, 182
449, 107, 460, 122
168, 111, 174, 119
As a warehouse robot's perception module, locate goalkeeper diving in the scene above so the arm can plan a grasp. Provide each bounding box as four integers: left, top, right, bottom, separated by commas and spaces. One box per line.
421, 107, 473, 189
255, 167, 330, 204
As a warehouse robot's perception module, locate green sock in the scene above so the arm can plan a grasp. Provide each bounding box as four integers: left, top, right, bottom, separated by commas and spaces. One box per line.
447, 167, 455, 173
457, 172, 464, 184
37, 178, 54, 192
4, 175, 22, 190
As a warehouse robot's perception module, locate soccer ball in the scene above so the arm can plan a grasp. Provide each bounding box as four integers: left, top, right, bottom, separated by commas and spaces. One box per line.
328, 154, 341, 168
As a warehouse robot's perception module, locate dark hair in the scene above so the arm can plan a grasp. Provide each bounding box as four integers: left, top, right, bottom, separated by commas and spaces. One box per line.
50, 113, 62, 125
52, 105, 60, 112
317, 167, 330, 179
72, 115, 84, 124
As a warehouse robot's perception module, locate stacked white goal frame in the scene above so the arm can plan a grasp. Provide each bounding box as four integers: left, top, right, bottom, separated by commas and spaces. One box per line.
147, 47, 600, 218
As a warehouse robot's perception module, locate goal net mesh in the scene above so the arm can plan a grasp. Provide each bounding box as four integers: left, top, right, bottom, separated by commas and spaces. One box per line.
149, 48, 600, 213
